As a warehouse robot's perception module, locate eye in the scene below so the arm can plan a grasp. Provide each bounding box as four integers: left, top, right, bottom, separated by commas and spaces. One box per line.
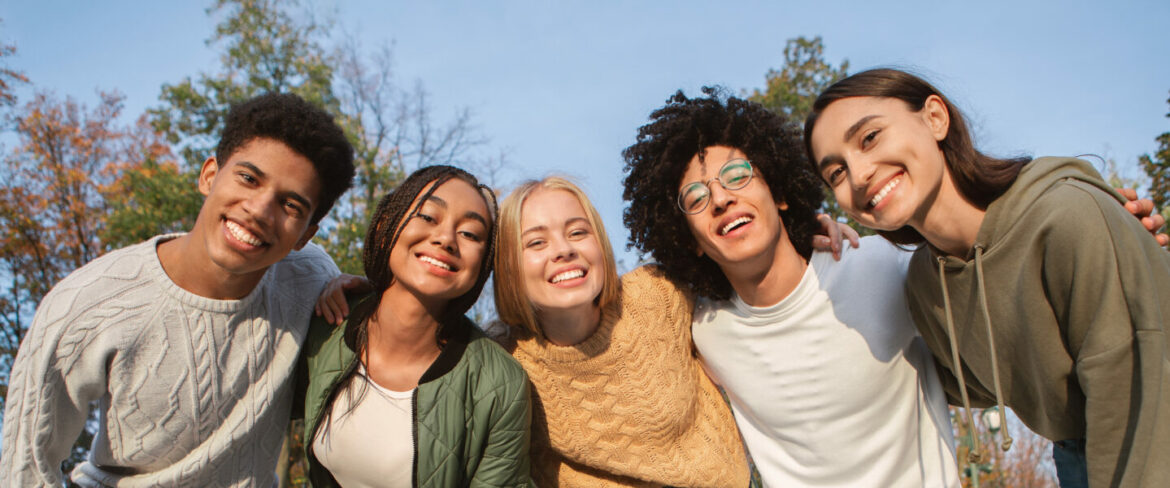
568, 226, 591, 239
284, 200, 306, 217
459, 229, 483, 242
525, 238, 547, 249
415, 213, 436, 223
237, 172, 258, 185
861, 129, 880, 149
825, 165, 847, 185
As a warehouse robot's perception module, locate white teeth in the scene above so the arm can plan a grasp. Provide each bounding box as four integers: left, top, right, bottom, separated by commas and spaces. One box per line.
720, 217, 752, 236
225, 221, 262, 246
551, 269, 584, 283
869, 177, 901, 208
419, 255, 452, 271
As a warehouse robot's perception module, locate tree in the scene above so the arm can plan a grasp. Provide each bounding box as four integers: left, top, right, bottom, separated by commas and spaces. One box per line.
748, 36, 858, 227
0, 90, 156, 477
1139, 92, 1170, 224
0, 29, 29, 127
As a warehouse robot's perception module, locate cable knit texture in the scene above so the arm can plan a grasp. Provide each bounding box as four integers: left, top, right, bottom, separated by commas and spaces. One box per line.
0, 234, 339, 487
508, 266, 748, 487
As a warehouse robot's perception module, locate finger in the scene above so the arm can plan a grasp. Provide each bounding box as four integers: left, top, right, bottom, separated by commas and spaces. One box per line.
1159, 234, 1169, 247
1117, 187, 1138, 201
842, 224, 861, 248
1148, 213, 1166, 230
1134, 199, 1155, 217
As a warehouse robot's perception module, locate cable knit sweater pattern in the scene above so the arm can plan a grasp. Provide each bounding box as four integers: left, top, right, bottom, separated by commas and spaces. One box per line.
0, 234, 339, 487
509, 266, 749, 488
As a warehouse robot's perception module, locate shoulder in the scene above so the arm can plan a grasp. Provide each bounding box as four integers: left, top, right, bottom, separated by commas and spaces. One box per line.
621, 265, 691, 307
270, 242, 340, 283
816, 235, 913, 280
35, 239, 164, 326
464, 325, 529, 383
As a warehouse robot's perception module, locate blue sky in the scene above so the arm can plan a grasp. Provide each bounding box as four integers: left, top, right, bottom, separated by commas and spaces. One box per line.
3, 0, 1168, 267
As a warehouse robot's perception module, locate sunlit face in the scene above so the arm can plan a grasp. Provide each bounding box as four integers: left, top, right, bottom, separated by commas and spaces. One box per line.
679, 145, 788, 269
519, 188, 606, 319
194, 137, 321, 281
808, 95, 951, 231
387, 178, 490, 306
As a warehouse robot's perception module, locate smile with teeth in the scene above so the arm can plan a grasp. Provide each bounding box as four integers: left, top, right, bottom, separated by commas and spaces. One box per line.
720, 217, 752, 236
551, 269, 585, 284
868, 175, 902, 208
419, 255, 453, 271
225, 220, 263, 246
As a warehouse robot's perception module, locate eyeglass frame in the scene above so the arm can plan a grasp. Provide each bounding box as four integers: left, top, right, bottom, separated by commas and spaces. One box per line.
676, 158, 755, 215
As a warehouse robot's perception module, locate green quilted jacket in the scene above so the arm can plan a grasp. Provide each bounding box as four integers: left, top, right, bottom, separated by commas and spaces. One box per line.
295, 300, 533, 487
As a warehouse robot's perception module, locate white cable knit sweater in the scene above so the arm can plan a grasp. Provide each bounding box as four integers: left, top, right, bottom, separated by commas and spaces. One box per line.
0, 234, 338, 487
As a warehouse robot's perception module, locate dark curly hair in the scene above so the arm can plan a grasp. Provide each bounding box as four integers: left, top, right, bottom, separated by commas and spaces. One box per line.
622, 87, 824, 300
217, 92, 355, 225
345, 165, 498, 354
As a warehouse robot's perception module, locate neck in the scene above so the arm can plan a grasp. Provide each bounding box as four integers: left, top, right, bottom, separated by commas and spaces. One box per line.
366, 285, 444, 361
538, 303, 602, 346
722, 233, 808, 307
156, 234, 266, 300
914, 174, 986, 257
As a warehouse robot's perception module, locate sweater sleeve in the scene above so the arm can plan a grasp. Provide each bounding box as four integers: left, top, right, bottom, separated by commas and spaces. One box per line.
0, 285, 118, 487
471, 357, 534, 487
1042, 181, 1170, 488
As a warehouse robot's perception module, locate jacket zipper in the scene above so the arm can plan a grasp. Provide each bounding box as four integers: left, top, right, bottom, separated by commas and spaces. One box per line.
411, 389, 419, 487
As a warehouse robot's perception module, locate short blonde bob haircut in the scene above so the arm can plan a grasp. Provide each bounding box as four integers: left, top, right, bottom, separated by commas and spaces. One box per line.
494, 176, 620, 337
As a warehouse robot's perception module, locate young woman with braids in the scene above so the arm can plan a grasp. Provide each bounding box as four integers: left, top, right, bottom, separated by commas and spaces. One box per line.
489, 176, 749, 487
295, 165, 532, 487
805, 68, 1170, 488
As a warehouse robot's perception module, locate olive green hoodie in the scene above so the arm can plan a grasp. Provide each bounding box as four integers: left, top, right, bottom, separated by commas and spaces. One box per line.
905, 157, 1170, 487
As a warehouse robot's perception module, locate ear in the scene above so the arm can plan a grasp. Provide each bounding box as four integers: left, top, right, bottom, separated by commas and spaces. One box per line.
294, 224, 319, 250
198, 157, 219, 197
922, 95, 950, 142
695, 245, 704, 257
777, 200, 789, 211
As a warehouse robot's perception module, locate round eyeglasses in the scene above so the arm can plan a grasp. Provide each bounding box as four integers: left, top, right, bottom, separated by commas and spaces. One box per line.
677, 159, 754, 214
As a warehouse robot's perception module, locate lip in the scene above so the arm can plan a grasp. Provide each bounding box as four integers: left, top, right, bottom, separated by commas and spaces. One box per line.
547, 265, 588, 287
416, 252, 459, 274
222, 218, 268, 251
715, 212, 755, 237
865, 171, 904, 210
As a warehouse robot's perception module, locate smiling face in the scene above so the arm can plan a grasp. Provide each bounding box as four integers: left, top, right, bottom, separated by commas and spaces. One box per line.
808, 95, 952, 232
680, 145, 789, 270
193, 137, 321, 283
386, 178, 490, 307
518, 188, 607, 319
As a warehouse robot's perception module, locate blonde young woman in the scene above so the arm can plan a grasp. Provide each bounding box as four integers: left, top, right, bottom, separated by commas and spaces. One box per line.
491, 176, 749, 487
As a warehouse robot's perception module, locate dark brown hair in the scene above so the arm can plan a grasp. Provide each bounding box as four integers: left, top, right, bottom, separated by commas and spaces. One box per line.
803, 68, 1031, 244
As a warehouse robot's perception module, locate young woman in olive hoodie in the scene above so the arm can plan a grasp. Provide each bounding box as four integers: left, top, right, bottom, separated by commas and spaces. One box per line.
297, 165, 532, 487
805, 68, 1170, 488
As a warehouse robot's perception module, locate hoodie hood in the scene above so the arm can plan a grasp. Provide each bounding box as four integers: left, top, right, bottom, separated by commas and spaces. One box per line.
966, 157, 1120, 260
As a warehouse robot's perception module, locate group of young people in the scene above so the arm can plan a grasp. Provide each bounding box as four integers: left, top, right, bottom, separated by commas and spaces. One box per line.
2, 68, 1167, 488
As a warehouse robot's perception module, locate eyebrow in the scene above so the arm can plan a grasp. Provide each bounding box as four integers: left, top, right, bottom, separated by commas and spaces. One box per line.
521, 216, 588, 236
844, 115, 879, 143
425, 194, 489, 227
238, 161, 314, 210
816, 115, 881, 173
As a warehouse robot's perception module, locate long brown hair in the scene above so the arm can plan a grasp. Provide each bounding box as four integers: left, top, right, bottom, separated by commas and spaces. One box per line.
803, 69, 1031, 244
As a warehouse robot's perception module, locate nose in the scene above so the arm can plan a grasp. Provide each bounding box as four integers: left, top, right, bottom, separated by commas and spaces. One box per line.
848, 156, 878, 191
550, 234, 577, 262
241, 190, 278, 227
432, 224, 458, 255
708, 180, 736, 214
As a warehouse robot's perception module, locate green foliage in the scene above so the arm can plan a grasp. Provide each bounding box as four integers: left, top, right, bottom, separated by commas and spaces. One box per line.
749, 36, 849, 123
1139, 92, 1170, 224
748, 36, 862, 233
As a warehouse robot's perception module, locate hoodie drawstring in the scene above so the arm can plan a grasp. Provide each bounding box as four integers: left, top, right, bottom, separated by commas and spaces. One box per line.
973, 245, 1014, 452
937, 246, 1013, 466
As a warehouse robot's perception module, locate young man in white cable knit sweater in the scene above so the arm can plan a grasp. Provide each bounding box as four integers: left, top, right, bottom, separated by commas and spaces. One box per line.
0, 93, 355, 487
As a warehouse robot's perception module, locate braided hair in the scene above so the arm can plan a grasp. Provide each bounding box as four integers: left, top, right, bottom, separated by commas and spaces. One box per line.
344, 165, 498, 354
622, 87, 823, 300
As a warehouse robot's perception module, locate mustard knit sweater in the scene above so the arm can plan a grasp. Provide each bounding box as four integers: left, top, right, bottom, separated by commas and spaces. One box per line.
509, 266, 749, 487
